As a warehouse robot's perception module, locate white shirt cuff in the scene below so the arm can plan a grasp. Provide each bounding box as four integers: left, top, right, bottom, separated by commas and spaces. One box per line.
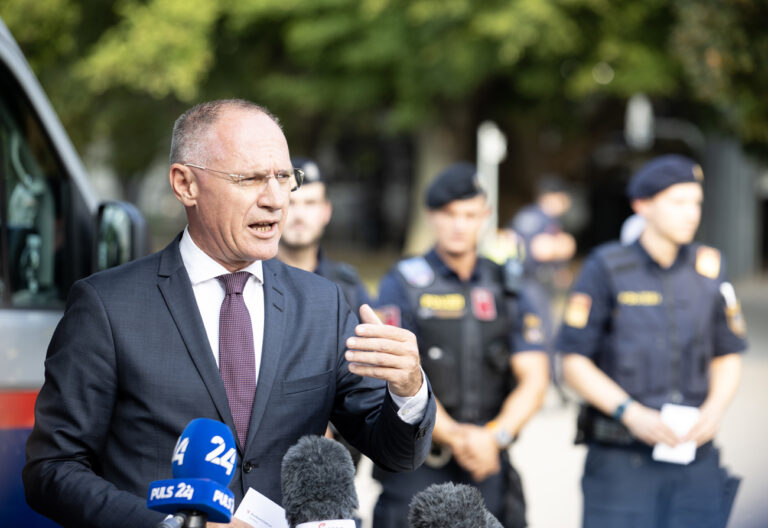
389, 368, 428, 425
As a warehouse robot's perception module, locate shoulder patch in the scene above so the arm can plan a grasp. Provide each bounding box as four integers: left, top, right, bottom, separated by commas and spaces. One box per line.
522, 313, 545, 344
564, 292, 592, 329
695, 246, 721, 279
397, 257, 435, 287
720, 282, 747, 338
374, 305, 402, 327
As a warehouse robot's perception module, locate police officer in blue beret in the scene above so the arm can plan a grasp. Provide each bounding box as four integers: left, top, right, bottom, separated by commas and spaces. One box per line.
278, 157, 371, 314
557, 154, 746, 528
372, 163, 550, 528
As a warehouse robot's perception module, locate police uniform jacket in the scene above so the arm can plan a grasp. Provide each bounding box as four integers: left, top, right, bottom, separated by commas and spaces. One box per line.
556, 240, 747, 410
377, 249, 546, 424
314, 247, 371, 315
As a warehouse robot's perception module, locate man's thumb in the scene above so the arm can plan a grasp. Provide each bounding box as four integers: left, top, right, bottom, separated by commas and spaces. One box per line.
359, 304, 384, 325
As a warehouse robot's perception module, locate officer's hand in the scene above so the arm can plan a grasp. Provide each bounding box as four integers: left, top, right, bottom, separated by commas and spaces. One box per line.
621, 402, 680, 447
682, 406, 721, 446
346, 304, 423, 398
452, 425, 501, 482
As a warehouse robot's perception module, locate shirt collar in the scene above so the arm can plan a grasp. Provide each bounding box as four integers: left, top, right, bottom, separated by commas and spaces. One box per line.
633, 239, 690, 271
179, 227, 263, 285
425, 247, 480, 282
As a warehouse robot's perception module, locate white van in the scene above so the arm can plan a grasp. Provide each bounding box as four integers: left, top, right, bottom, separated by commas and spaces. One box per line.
0, 17, 147, 527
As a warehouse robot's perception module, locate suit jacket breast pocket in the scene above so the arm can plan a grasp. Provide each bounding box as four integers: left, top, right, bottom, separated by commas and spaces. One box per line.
282, 369, 333, 397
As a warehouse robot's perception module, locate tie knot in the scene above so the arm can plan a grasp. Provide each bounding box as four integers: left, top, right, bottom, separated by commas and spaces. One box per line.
217, 271, 250, 295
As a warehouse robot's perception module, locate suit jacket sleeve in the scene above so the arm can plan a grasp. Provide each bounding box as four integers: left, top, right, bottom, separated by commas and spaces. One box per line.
329, 284, 435, 472
23, 279, 164, 528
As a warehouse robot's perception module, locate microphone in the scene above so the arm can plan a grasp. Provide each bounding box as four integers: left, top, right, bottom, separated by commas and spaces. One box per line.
484, 510, 503, 528
408, 482, 501, 528
281, 435, 358, 528
147, 418, 238, 526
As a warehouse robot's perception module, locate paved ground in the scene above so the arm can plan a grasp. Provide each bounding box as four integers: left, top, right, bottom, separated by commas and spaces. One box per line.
353, 276, 768, 528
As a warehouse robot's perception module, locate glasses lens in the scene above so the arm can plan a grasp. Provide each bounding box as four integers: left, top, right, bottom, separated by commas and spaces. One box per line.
291, 168, 304, 192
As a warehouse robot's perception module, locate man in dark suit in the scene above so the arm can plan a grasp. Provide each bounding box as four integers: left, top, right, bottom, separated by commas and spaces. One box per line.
23, 99, 436, 528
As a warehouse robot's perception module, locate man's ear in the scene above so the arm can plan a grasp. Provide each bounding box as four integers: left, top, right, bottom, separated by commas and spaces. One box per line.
321, 200, 333, 228
169, 164, 198, 207
631, 198, 648, 216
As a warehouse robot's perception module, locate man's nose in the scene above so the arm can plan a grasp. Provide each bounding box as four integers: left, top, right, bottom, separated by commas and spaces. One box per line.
257, 176, 287, 210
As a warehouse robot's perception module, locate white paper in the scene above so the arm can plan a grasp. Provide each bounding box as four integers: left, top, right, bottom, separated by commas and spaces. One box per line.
233, 488, 289, 528
652, 403, 699, 465
296, 521, 356, 528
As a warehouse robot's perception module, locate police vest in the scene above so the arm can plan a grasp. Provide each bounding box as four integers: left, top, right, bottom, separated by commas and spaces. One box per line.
318, 259, 365, 313
395, 256, 518, 424
595, 242, 723, 408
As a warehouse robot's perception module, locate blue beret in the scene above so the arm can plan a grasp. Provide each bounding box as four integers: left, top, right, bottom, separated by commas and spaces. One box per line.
291, 157, 322, 184
627, 154, 703, 199
426, 162, 484, 209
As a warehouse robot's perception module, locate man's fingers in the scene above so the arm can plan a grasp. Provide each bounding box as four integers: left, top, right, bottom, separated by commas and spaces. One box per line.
347, 336, 417, 355
346, 349, 412, 369
359, 304, 383, 325
355, 322, 412, 341
653, 424, 681, 447
347, 363, 410, 384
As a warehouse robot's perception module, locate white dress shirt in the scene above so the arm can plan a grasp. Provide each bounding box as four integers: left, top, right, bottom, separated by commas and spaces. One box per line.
179, 227, 427, 424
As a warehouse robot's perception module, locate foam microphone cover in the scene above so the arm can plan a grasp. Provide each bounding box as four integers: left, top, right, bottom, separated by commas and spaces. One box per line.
408, 482, 488, 528
485, 509, 504, 528
280, 435, 358, 527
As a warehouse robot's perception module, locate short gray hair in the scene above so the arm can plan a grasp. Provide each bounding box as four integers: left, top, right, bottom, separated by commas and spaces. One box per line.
169, 99, 281, 165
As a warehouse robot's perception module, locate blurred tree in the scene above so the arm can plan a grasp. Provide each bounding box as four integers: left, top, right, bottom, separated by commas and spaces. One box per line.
2, 0, 766, 246
671, 0, 768, 155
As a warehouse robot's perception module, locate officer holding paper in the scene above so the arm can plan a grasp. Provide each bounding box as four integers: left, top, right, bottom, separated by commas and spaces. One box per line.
557, 155, 747, 528
373, 163, 549, 528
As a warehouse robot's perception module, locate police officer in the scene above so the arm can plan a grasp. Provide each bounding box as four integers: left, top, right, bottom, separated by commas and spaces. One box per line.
278, 156, 371, 313
557, 155, 746, 528
507, 174, 576, 287
278, 157, 372, 468
505, 176, 576, 388
373, 163, 549, 528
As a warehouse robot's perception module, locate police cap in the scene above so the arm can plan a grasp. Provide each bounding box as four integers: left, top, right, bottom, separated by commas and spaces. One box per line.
291, 157, 322, 184
425, 162, 484, 209
626, 154, 703, 200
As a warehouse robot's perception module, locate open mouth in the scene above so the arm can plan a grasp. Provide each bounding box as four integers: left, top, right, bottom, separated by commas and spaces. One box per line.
249, 221, 278, 235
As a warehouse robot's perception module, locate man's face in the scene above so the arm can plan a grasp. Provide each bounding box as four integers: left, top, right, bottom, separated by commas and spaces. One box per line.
428, 195, 490, 257
281, 182, 332, 250
635, 182, 703, 246
186, 108, 292, 270
540, 191, 571, 218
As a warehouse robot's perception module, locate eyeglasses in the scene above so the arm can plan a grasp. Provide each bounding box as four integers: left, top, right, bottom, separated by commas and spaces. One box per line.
183, 163, 304, 192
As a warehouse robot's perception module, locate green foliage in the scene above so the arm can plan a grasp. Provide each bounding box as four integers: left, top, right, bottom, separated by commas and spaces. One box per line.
671, 0, 768, 150
2, 0, 767, 180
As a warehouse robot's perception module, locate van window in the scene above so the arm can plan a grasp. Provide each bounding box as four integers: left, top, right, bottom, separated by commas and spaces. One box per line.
0, 64, 70, 308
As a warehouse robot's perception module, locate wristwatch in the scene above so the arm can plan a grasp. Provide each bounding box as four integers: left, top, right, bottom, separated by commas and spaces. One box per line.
493, 428, 514, 449
486, 421, 514, 449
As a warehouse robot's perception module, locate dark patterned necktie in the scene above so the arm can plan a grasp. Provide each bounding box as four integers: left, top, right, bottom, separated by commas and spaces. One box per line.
217, 271, 256, 447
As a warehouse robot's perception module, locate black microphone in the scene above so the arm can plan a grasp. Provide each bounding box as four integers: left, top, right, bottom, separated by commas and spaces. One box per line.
408, 482, 500, 528
485, 509, 504, 528
281, 435, 358, 528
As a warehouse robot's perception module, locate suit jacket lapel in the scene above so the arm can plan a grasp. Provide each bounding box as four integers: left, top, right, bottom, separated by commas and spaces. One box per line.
245, 259, 286, 449
156, 236, 238, 441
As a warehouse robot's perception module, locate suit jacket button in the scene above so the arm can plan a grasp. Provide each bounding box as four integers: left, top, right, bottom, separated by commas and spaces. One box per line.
243, 462, 254, 473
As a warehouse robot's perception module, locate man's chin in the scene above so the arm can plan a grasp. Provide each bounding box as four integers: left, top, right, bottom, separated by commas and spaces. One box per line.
280, 235, 319, 251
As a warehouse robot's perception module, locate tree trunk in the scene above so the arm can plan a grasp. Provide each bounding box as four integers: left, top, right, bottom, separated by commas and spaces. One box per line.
403, 124, 463, 256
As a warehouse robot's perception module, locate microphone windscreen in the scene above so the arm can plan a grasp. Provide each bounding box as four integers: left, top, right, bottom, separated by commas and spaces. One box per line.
484, 510, 504, 528
171, 418, 237, 486
281, 435, 358, 527
408, 482, 487, 528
